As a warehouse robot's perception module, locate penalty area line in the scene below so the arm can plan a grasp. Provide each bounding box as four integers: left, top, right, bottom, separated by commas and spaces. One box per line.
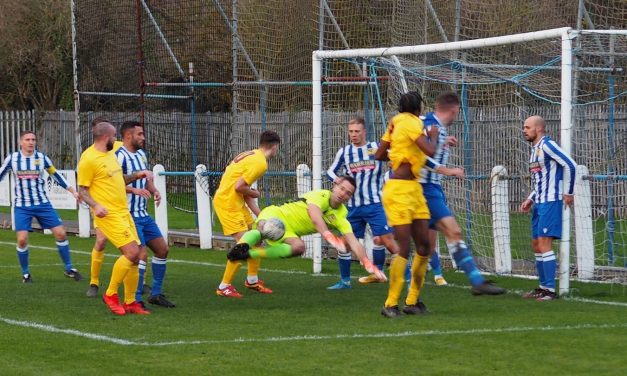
1, 315, 626, 347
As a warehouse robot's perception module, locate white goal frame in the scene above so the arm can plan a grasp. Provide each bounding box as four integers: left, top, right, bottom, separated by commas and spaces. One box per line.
312, 27, 575, 293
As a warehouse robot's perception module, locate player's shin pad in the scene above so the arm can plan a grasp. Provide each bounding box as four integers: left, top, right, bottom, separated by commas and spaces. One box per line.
405, 254, 429, 306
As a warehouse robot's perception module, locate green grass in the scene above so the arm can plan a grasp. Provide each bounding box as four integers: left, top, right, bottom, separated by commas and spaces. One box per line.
0, 230, 626, 375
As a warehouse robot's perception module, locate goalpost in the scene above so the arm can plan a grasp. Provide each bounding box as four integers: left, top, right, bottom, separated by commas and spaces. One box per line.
312, 28, 627, 294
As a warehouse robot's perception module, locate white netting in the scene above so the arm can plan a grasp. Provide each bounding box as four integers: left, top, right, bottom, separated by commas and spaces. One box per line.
316, 30, 626, 283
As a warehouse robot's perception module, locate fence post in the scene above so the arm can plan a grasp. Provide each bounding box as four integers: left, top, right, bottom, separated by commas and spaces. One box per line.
153, 164, 169, 244
195, 164, 212, 249
574, 165, 594, 279
491, 165, 511, 274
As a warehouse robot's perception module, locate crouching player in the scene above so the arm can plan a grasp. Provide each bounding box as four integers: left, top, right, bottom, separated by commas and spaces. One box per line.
226, 176, 386, 282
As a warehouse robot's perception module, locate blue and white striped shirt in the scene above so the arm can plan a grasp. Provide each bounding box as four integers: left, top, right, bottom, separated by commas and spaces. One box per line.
419, 112, 449, 185
116, 146, 150, 217
527, 136, 577, 204
327, 141, 385, 207
0, 151, 69, 207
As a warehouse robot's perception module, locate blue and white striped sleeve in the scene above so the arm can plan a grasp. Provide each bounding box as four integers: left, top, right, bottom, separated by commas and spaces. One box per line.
44, 154, 69, 189
527, 190, 536, 202
116, 149, 128, 173
326, 147, 345, 182
543, 140, 577, 195
0, 154, 11, 182
423, 156, 442, 172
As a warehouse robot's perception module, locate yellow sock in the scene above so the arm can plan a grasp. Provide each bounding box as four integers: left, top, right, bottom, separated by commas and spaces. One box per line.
90, 249, 105, 286
405, 254, 430, 306
220, 260, 242, 285
247, 258, 261, 279
123, 264, 139, 304
384, 255, 408, 308
105, 255, 133, 297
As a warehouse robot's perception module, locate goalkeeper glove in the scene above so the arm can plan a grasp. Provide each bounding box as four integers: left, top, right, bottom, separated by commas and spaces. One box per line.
361, 258, 388, 282
322, 231, 347, 253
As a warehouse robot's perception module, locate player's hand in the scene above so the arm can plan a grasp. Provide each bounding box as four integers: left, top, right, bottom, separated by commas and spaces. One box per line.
520, 199, 533, 213
93, 204, 108, 218
446, 167, 464, 179
133, 188, 152, 199
361, 258, 387, 282
247, 188, 260, 199
446, 136, 458, 147
71, 190, 81, 203
153, 190, 162, 206
137, 170, 154, 181
563, 194, 574, 207
323, 231, 347, 253
426, 125, 439, 140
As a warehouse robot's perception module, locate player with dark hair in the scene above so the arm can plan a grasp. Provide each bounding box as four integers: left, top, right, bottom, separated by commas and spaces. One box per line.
214, 130, 281, 298
520, 115, 576, 301
374, 91, 439, 318
113, 121, 174, 308
0, 130, 83, 283
227, 176, 386, 282
416, 91, 505, 295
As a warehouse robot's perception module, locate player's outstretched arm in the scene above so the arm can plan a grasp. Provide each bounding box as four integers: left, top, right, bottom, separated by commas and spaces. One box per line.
307, 203, 346, 252
244, 195, 261, 217
343, 232, 386, 281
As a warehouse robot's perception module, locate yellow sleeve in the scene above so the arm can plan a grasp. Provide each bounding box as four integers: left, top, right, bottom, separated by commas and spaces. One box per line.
334, 217, 353, 235
241, 153, 267, 185
381, 121, 393, 143
77, 155, 94, 187
304, 190, 330, 211
405, 118, 424, 142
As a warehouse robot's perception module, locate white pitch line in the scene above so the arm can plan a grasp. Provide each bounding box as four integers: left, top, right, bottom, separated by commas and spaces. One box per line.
2, 241, 627, 307
1, 315, 625, 347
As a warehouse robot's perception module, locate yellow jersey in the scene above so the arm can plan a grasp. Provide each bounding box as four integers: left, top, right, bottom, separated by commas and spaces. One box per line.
381, 113, 427, 178
214, 149, 267, 209
77, 144, 128, 214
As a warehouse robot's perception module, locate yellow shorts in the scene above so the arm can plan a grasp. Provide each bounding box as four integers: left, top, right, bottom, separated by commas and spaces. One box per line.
214, 201, 253, 236
381, 179, 430, 226
94, 211, 140, 249
255, 205, 294, 243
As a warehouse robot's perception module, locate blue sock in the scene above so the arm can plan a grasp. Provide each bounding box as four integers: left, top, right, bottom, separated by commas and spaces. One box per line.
338, 253, 352, 283
56, 240, 73, 271
373, 246, 386, 271
429, 250, 442, 276
535, 253, 546, 288
449, 241, 485, 287
16, 247, 29, 275
151, 256, 167, 296
404, 254, 413, 281
135, 260, 147, 302
541, 251, 557, 291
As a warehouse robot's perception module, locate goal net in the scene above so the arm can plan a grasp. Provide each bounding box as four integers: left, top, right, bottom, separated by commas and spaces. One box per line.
313, 28, 627, 290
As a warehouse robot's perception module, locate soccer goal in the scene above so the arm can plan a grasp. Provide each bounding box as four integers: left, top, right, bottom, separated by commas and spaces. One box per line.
312, 28, 627, 294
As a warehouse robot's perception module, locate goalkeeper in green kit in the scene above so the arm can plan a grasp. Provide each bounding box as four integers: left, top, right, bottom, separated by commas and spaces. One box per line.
227, 176, 386, 281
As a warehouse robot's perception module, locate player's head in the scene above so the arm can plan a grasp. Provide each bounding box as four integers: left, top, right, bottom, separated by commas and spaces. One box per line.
398, 91, 423, 116
19, 130, 37, 154
259, 130, 281, 158
523, 115, 546, 143
120, 121, 145, 151
91, 116, 110, 129
348, 117, 366, 146
331, 175, 356, 207
92, 121, 117, 151
434, 91, 460, 125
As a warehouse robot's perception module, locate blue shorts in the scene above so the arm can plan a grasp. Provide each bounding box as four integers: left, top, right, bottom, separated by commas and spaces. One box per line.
422, 183, 453, 229
133, 215, 163, 246
531, 201, 563, 239
14, 202, 63, 232
347, 203, 393, 239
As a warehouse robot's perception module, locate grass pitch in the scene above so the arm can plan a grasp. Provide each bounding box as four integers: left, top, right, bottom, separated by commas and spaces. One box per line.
0, 230, 626, 375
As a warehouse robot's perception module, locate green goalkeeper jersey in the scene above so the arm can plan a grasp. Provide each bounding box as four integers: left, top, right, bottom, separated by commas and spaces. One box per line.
264, 189, 352, 237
